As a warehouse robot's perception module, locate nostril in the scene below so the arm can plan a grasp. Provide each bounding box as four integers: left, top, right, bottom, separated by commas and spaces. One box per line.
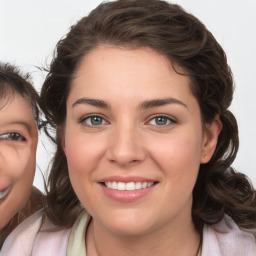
106, 137, 146, 166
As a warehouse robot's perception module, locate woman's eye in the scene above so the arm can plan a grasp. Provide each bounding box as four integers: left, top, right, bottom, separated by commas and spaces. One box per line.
82, 116, 107, 126
148, 116, 175, 126
0, 133, 26, 141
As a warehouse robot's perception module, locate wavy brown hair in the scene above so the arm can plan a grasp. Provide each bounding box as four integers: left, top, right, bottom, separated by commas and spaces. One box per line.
41, 0, 256, 230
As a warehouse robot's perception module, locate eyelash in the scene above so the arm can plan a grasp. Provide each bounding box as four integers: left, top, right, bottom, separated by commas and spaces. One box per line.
79, 114, 177, 128
0, 132, 26, 141
146, 114, 177, 126
79, 114, 109, 127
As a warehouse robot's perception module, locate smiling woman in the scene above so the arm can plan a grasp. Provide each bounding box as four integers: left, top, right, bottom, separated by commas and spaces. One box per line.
2, 0, 256, 255
63, 48, 214, 236
0, 63, 44, 249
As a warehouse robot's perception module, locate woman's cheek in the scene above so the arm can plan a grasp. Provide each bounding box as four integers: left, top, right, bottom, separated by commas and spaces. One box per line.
66, 133, 105, 172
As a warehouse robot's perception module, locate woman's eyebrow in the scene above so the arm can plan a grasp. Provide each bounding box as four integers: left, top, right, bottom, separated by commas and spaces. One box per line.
138, 98, 188, 109
72, 98, 110, 109
72, 97, 187, 109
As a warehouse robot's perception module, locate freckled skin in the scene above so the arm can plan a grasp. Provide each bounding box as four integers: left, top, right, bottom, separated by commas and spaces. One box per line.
0, 94, 38, 230
63, 46, 220, 255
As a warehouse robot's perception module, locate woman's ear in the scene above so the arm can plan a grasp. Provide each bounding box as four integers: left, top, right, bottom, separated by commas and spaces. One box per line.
200, 115, 223, 164
57, 126, 66, 154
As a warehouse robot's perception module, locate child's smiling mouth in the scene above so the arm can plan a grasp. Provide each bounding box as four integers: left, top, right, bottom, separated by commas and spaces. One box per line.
0, 186, 11, 200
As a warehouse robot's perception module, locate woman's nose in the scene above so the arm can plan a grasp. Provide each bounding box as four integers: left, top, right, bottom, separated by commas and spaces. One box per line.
106, 125, 146, 167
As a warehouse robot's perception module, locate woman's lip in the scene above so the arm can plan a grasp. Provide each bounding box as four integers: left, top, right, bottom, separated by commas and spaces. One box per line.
0, 186, 11, 200
99, 176, 156, 183
99, 182, 157, 202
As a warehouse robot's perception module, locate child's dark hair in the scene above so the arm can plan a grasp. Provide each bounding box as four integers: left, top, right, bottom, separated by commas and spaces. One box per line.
0, 62, 43, 127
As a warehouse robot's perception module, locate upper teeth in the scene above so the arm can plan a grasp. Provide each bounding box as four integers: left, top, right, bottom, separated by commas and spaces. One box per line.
104, 181, 154, 191
0, 186, 11, 200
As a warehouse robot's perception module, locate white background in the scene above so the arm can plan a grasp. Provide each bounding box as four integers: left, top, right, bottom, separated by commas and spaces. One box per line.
1, 0, 256, 192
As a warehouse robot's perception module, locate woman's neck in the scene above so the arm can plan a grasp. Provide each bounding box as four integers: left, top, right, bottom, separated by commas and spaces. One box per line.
86, 216, 201, 256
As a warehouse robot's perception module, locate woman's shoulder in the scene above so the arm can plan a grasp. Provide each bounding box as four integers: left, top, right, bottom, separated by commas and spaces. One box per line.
201, 215, 256, 256
1, 209, 72, 256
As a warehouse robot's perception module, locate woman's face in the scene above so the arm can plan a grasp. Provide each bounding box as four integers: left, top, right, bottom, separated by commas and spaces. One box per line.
0, 93, 38, 229
63, 46, 220, 236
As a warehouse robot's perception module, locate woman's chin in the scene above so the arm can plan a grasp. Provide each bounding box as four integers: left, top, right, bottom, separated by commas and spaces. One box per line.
94, 212, 157, 237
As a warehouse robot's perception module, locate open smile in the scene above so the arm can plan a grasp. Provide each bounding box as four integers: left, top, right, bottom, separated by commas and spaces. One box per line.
0, 186, 11, 200
103, 181, 156, 191
99, 178, 159, 202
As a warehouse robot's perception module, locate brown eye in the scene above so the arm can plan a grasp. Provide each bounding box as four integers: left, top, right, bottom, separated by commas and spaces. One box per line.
0, 132, 26, 141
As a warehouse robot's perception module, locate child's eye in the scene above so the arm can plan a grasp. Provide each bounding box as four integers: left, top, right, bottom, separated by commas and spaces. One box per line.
81, 115, 108, 126
147, 115, 176, 126
0, 132, 26, 141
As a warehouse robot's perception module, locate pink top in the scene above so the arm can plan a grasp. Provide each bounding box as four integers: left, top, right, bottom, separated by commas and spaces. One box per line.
0, 210, 71, 256
1, 210, 255, 256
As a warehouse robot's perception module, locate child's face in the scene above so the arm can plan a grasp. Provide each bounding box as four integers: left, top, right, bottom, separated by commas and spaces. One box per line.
0, 93, 38, 229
